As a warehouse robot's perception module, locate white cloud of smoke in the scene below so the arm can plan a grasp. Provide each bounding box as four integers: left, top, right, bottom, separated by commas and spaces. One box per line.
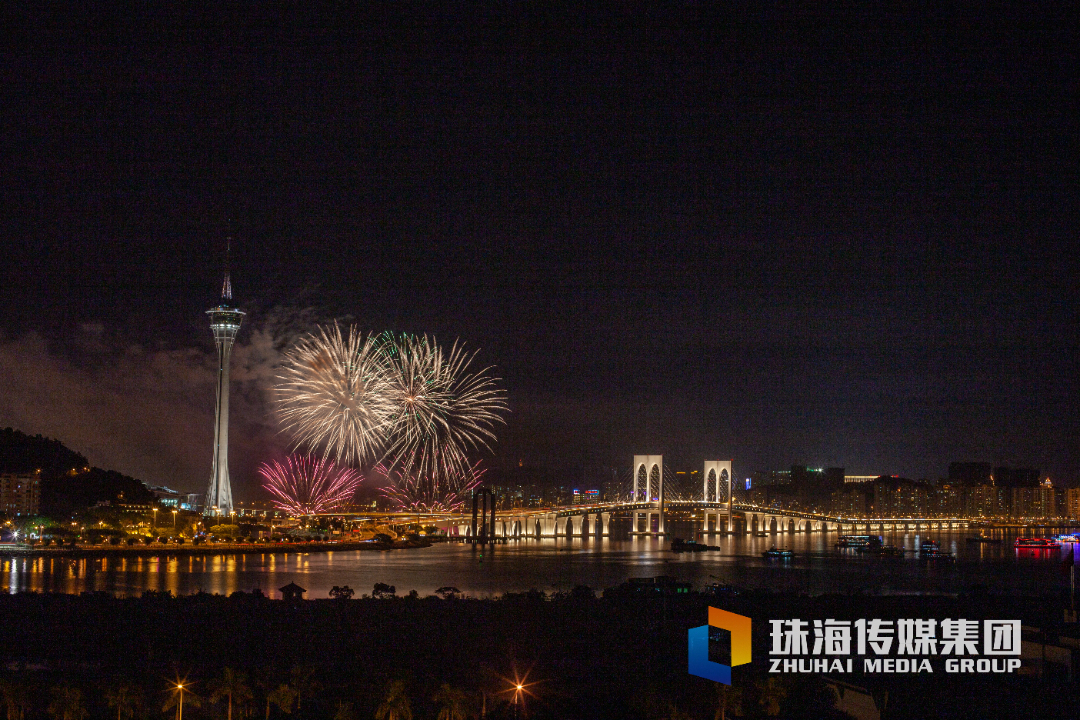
0, 307, 327, 498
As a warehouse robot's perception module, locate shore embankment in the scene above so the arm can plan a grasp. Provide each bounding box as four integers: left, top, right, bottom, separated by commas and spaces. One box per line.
0, 538, 432, 558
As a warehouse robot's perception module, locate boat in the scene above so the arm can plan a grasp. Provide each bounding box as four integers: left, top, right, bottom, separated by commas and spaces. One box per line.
1014, 537, 1061, 549
836, 534, 882, 549
671, 538, 720, 552
918, 539, 954, 561
762, 547, 795, 559
965, 535, 1002, 544
1054, 534, 1079, 543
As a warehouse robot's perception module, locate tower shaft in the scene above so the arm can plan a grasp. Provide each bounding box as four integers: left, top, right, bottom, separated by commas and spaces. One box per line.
206, 335, 235, 515
205, 292, 244, 517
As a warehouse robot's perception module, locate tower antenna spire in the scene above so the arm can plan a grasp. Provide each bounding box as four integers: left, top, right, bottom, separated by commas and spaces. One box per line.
221, 235, 233, 301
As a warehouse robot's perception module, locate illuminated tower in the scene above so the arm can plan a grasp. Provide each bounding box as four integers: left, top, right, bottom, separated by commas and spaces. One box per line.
204, 252, 244, 517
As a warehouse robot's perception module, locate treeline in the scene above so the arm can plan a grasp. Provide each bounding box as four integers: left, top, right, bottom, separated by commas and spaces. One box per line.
0, 589, 1077, 719
0, 428, 87, 476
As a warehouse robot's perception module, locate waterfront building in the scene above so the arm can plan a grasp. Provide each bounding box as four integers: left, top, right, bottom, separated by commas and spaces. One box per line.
1010, 478, 1057, 519
1066, 488, 1080, 521
0, 472, 40, 515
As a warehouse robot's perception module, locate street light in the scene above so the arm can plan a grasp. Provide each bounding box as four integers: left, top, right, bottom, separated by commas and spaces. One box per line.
152, 508, 158, 528
172, 510, 178, 530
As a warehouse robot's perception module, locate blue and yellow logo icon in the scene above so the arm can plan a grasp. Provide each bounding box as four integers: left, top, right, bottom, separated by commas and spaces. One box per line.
688, 607, 752, 684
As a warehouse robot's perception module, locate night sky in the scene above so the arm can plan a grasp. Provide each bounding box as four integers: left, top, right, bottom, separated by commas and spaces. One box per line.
1, 4, 1077, 497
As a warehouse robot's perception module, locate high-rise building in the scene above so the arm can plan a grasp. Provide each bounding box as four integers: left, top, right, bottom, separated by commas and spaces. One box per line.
0, 472, 40, 515
204, 254, 244, 517
1066, 488, 1080, 520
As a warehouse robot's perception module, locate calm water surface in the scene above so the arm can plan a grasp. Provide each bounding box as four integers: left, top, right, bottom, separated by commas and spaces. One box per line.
2, 522, 1077, 599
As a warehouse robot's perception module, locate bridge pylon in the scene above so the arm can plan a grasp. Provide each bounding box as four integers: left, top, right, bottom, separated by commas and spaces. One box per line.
703, 460, 733, 533
632, 455, 665, 535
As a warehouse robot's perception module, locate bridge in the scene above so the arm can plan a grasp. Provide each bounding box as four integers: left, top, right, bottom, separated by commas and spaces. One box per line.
440, 456, 970, 539
424, 500, 969, 540
319, 456, 969, 539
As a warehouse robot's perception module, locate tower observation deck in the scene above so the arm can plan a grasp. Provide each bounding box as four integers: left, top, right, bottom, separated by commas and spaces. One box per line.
204, 266, 244, 517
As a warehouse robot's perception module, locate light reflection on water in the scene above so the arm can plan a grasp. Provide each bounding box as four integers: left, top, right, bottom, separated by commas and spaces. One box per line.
0, 522, 1075, 599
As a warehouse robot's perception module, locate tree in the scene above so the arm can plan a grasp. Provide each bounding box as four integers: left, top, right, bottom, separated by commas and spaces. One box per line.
331, 702, 355, 720
288, 666, 318, 712
208, 669, 253, 720
372, 583, 396, 599
374, 681, 411, 720
267, 685, 295, 718
328, 585, 354, 600
47, 686, 87, 720
105, 682, 143, 720
432, 684, 468, 720
0, 678, 30, 720
714, 684, 744, 720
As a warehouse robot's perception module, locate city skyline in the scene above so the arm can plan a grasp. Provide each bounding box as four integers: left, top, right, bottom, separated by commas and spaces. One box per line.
0, 5, 1076, 496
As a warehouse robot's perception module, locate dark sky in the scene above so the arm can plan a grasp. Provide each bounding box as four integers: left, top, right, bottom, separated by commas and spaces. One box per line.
1, 4, 1077, 496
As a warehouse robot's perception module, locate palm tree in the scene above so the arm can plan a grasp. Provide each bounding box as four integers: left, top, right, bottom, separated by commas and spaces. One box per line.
374, 681, 411, 720
713, 684, 744, 720
0, 678, 30, 720
47, 686, 87, 720
105, 682, 143, 720
331, 702, 355, 720
267, 685, 295, 718
432, 685, 468, 720
287, 666, 318, 712
755, 677, 787, 718
208, 669, 253, 720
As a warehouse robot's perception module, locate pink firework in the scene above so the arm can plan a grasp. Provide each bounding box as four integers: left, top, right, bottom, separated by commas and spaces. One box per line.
374, 457, 485, 513
259, 455, 362, 515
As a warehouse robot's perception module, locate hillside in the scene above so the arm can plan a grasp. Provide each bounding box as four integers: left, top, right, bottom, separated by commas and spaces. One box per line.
0, 427, 88, 475
0, 428, 156, 516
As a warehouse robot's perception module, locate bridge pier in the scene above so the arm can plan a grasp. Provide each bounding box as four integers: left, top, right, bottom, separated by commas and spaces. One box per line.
570, 515, 584, 538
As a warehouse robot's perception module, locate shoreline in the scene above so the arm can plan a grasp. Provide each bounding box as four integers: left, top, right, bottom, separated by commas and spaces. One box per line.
0, 538, 433, 558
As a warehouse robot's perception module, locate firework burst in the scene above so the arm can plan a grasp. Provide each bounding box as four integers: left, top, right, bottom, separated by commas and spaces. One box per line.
259, 455, 362, 515
373, 457, 485, 513
376, 332, 508, 479
274, 324, 395, 465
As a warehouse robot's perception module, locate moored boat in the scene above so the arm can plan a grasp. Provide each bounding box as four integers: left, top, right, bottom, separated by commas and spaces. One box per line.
763, 547, 795, 559
1014, 537, 1061, 549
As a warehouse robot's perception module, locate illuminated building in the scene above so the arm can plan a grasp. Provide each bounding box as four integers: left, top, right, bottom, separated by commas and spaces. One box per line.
204, 251, 244, 517
1066, 488, 1080, 520
0, 472, 40, 515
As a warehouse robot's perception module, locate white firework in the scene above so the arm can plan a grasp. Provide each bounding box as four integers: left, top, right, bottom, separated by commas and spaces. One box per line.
274, 323, 395, 465
375, 332, 508, 479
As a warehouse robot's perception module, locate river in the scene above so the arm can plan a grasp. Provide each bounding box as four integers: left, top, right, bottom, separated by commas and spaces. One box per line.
2, 522, 1077, 598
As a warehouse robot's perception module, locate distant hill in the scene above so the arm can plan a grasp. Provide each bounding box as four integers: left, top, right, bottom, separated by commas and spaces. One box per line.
42, 467, 157, 517
0, 428, 155, 517
0, 427, 88, 475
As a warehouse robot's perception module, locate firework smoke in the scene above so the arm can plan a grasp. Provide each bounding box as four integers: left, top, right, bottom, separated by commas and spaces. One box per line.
274, 324, 395, 465
259, 455, 362, 515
